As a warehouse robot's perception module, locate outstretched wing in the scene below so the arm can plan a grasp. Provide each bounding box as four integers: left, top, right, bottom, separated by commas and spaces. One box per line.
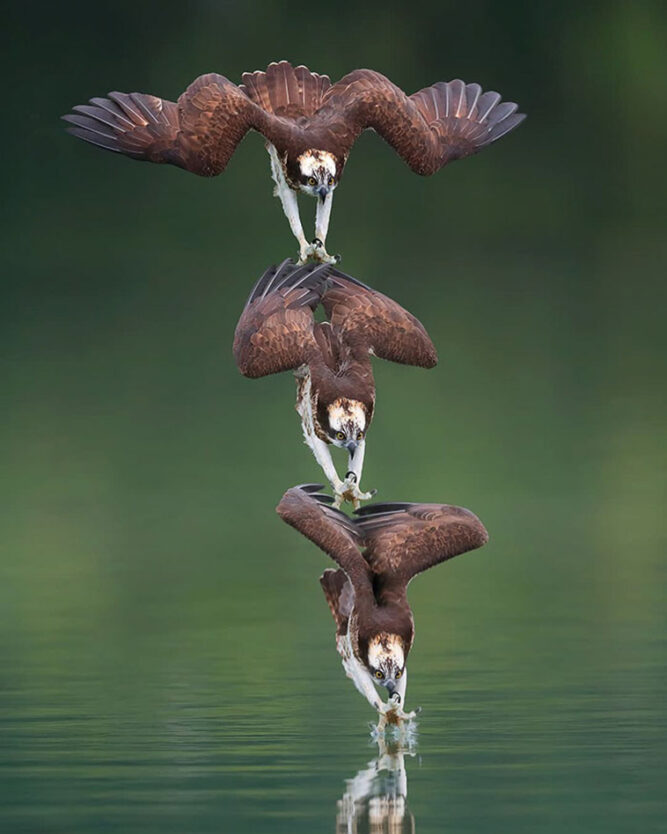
63, 73, 287, 177
321, 271, 437, 368
317, 71, 525, 175
276, 485, 374, 603
354, 501, 488, 584
233, 260, 332, 378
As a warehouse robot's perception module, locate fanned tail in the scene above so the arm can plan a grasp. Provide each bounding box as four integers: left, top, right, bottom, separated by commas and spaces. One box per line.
240, 61, 331, 118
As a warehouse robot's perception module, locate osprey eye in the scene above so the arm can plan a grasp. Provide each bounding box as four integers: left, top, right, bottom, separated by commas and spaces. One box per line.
308, 176, 316, 186
357, 431, 364, 440
396, 669, 402, 678
328, 175, 334, 186
335, 431, 345, 441
375, 670, 383, 679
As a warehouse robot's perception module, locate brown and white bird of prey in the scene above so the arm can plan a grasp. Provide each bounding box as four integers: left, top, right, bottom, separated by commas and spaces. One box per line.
63, 61, 525, 264
233, 261, 437, 507
277, 484, 489, 719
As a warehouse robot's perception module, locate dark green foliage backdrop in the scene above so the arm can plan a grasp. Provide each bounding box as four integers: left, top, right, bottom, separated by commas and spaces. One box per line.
2, 2, 666, 832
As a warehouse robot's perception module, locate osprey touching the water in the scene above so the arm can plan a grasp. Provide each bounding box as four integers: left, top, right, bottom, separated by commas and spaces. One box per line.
233, 261, 437, 506
63, 61, 525, 264
277, 484, 489, 719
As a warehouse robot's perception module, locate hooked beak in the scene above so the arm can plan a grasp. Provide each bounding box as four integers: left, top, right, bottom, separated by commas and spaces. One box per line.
318, 186, 328, 202
385, 680, 397, 698
345, 440, 358, 456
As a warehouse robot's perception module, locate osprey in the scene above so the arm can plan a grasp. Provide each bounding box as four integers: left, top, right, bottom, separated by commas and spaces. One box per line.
63, 61, 525, 264
233, 260, 437, 506
277, 484, 489, 719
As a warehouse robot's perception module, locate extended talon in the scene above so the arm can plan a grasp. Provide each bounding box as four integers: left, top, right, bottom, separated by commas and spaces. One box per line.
305, 238, 340, 265
334, 482, 376, 509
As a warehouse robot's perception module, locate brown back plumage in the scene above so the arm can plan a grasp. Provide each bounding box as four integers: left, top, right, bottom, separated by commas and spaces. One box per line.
240, 61, 331, 118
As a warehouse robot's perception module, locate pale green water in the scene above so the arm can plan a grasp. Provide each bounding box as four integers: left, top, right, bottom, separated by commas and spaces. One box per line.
3, 1, 666, 831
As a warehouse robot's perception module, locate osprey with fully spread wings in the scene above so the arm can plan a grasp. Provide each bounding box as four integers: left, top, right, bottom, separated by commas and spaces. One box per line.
64, 61, 525, 264
277, 484, 488, 718
233, 260, 437, 506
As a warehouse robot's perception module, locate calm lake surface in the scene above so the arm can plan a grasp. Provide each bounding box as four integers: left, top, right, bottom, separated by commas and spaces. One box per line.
2, 468, 664, 833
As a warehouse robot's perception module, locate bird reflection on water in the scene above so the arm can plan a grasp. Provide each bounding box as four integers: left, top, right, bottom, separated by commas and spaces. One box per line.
336, 733, 417, 833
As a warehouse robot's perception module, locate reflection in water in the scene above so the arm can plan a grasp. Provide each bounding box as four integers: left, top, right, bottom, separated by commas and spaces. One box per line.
337, 735, 417, 833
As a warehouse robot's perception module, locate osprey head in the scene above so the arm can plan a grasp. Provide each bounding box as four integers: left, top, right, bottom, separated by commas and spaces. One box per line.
326, 398, 366, 455
366, 633, 406, 698
297, 149, 338, 201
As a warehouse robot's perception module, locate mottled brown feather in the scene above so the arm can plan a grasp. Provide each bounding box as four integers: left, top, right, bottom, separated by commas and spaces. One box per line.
317, 71, 525, 175
322, 273, 438, 368
355, 502, 489, 584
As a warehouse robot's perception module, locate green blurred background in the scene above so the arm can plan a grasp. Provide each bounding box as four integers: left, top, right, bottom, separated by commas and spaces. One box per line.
3, 1, 666, 832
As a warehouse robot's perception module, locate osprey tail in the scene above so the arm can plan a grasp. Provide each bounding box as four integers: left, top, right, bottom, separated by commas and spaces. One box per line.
240, 61, 331, 118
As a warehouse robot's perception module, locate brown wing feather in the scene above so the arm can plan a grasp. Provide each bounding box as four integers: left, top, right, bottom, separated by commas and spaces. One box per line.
233, 261, 331, 378
322, 273, 437, 368
63, 73, 288, 176
354, 502, 489, 582
317, 70, 525, 175
240, 61, 331, 118
277, 485, 374, 603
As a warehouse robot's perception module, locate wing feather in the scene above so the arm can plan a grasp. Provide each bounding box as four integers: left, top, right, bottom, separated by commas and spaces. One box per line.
317, 70, 525, 175
233, 261, 332, 378
321, 271, 437, 368
354, 502, 489, 582
276, 486, 374, 602
64, 74, 280, 177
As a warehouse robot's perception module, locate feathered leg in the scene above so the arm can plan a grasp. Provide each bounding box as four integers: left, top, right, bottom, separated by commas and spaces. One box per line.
343, 439, 375, 508
313, 190, 339, 264
268, 144, 310, 263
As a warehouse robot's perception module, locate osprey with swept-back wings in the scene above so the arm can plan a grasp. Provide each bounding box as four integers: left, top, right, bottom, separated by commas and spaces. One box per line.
277, 484, 488, 718
63, 61, 525, 263
233, 261, 437, 506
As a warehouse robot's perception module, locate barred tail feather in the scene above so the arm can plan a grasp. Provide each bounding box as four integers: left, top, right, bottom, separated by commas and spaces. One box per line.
240, 61, 331, 117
